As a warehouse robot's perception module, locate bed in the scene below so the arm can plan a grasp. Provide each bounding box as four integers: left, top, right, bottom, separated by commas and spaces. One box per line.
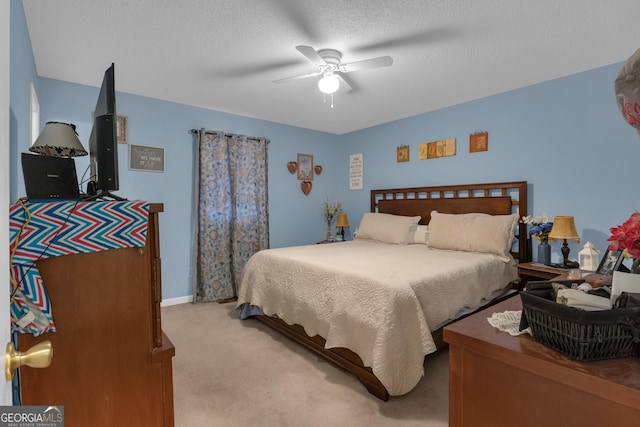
236, 181, 528, 400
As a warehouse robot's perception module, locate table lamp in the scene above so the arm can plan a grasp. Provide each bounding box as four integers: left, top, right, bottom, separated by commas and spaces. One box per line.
548, 215, 580, 268
29, 121, 87, 157
336, 213, 350, 241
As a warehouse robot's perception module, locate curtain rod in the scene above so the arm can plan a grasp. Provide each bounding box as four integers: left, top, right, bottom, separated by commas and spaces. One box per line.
190, 128, 265, 142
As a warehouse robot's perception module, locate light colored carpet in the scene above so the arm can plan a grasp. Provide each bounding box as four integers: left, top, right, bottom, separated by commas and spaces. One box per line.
162, 302, 449, 427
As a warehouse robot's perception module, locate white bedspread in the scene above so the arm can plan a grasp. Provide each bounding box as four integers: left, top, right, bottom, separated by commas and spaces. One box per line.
236, 240, 517, 396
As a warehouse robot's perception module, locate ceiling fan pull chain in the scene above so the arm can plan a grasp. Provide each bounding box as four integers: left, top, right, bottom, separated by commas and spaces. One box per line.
331, 93, 334, 108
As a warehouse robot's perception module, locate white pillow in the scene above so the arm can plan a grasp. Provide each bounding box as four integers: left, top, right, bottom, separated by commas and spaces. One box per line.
427, 210, 518, 260
355, 212, 421, 244
408, 224, 430, 245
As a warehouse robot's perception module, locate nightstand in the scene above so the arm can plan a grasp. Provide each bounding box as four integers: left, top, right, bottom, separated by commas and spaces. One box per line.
516, 261, 566, 289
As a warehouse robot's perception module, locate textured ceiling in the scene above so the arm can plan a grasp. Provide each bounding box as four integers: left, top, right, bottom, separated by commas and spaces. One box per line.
22, 0, 640, 135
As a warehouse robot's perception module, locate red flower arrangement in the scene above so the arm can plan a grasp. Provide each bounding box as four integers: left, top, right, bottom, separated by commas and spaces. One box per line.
608, 212, 640, 273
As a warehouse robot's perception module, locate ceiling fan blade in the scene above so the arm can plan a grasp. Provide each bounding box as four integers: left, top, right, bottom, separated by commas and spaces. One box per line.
336, 73, 353, 92
272, 70, 322, 84
354, 28, 454, 52
272, 1, 320, 41
341, 56, 393, 73
296, 45, 327, 66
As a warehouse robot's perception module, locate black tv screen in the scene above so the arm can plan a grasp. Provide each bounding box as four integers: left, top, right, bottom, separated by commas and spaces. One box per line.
88, 63, 119, 197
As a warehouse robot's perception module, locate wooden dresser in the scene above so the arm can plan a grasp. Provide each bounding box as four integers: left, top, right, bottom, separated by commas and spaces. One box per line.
444, 295, 640, 427
18, 203, 174, 427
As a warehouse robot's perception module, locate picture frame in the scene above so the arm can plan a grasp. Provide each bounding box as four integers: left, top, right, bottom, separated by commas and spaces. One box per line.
595, 249, 625, 275
349, 152, 364, 190
427, 142, 437, 159
418, 143, 429, 160
116, 115, 128, 144
444, 138, 457, 156
297, 153, 313, 180
470, 131, 488, 153
129, 144, 165, 172
420, 139, 456, 160
396, 145, 409, 163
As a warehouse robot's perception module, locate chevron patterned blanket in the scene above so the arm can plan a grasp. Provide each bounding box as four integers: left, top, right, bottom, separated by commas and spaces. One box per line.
9, 200, 150, 335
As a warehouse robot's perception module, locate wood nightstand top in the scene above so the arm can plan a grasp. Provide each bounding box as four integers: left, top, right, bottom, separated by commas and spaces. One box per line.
516, 261, 568, 286
518, 261, 566, 275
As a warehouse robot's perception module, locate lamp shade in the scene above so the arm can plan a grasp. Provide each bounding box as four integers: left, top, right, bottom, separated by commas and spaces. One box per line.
318, 74, 339, 94
549, 216, 580, 243
336, 213, 350, 228
30, 121, 87, 157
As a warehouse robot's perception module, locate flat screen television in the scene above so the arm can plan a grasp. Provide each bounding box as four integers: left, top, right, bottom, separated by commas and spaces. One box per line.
87, 63, 123, 200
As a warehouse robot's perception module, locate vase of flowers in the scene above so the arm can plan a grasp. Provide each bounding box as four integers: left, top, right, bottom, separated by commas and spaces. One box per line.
608, 212, 640, 273
323, 196, 343, 241
523, 213, 554, 265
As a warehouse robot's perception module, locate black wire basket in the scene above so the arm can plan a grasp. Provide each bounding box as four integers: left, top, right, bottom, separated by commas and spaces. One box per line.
521, 290, 640, 362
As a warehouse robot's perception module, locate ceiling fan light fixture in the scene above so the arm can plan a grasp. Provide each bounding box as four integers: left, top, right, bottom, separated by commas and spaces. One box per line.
318, 74, 339, 94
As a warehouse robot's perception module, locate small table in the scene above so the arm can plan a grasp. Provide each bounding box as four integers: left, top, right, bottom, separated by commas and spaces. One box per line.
444, 295, 640, 427
517, 261, 567, 287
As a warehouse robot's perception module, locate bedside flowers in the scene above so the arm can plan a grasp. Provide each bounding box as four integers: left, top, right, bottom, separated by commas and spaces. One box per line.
608, 212, 640, 273
323, 196, 342, 241
323, 196, 343, 227
522, 213, 554, 243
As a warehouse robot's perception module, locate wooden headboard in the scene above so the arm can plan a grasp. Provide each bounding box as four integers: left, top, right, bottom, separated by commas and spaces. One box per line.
371, 181, 529, 263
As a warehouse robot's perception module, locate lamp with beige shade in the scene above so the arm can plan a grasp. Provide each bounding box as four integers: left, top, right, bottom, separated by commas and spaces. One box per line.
549, 215, 580, 268
30, 121, 87, 157
335, 213, 350, 241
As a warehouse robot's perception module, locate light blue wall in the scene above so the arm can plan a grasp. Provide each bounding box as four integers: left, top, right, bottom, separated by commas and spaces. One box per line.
9, 0, 39, 199
35, 79, 342, 299
338, 63, 640, 267
12, 1, 640, 300
11, 3, 342, 300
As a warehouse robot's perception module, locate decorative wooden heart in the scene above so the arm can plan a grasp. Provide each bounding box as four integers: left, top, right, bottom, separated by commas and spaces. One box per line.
314, 165, 323, 175
287, 161, 297, 174
301, 181, 312, 195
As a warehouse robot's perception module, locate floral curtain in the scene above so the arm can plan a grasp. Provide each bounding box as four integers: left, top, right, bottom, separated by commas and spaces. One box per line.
193, 130, 269, 302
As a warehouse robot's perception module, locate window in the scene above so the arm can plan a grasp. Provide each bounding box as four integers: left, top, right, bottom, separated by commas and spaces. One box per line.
29, 83, 40, 145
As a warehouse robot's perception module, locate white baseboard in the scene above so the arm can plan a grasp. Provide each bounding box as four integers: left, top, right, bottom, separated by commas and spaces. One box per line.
161, 295, 193, 307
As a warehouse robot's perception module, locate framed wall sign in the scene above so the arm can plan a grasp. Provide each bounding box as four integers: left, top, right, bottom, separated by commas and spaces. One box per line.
396, 145, 409, 162
419, 138, 457, 159
470, 131, 488, 153
297, 153, 314, 180
116, 115, 128, 144
129, 144, 165, 172
349, 152, 363, 190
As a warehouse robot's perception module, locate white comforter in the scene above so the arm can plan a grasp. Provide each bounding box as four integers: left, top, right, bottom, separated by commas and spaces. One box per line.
236, 240, 517, 396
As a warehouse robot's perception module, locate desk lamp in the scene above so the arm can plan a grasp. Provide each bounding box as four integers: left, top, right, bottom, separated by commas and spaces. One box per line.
30, 121, 87, 157
336, 213, 350, 241
549, 216, 580, 268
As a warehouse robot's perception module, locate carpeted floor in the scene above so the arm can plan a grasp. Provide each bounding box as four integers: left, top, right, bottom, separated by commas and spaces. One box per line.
162, 302, 449, 427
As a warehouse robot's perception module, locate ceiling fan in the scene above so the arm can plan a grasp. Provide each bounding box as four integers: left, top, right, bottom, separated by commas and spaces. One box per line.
273, 45, 393, 105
